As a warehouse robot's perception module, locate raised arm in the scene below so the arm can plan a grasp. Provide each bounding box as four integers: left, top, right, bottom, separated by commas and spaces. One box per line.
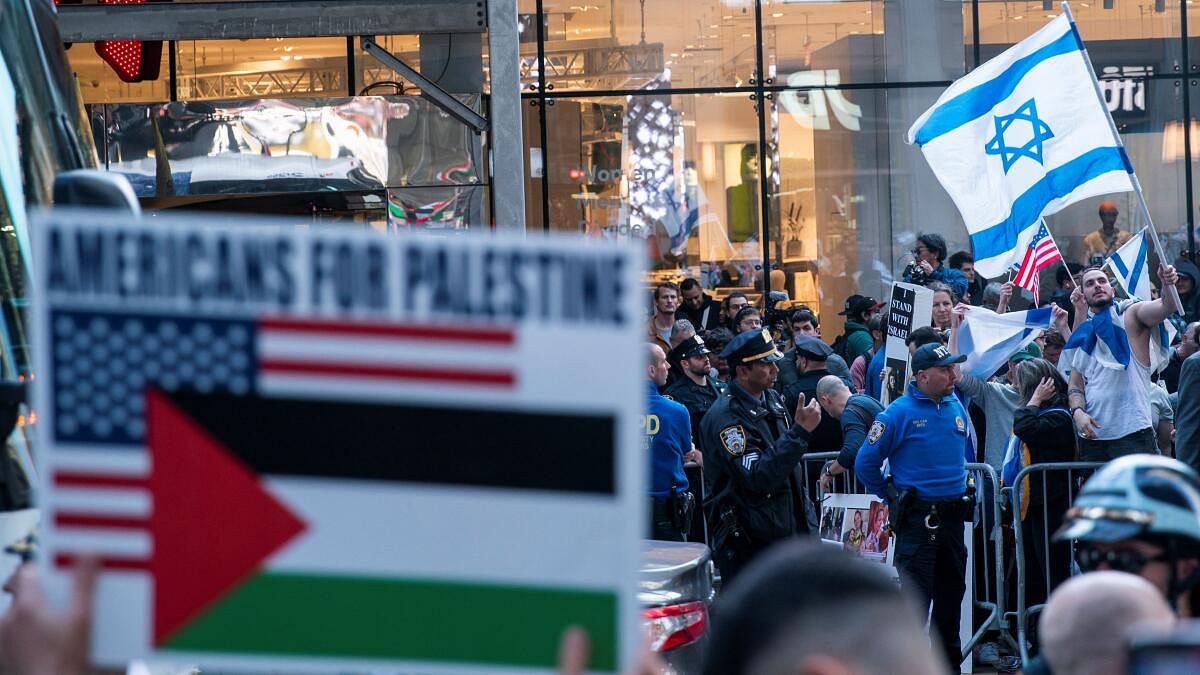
1128, 264, 1180, 329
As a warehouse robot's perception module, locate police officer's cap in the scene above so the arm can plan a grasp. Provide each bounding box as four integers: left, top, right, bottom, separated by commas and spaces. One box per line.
720, 329, 784, 366
792, 335, 833, 361
4, 530, 35, 563
910, 343, 966, 372
669, 334, 711, 362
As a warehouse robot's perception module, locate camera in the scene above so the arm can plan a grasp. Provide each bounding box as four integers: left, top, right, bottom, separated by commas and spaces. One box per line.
763, 291, 791, 343
903, 260, 931, 286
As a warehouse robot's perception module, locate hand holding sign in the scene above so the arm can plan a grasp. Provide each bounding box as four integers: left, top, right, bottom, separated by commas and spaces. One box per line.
0, 557, 96, 675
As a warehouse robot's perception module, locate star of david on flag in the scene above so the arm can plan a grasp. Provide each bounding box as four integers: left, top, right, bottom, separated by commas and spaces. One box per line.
984, 99, 1055, 173
906, 12, 1134, 280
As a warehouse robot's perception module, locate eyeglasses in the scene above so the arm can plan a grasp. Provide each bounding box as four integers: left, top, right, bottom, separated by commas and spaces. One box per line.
1075, 545, 1169, 574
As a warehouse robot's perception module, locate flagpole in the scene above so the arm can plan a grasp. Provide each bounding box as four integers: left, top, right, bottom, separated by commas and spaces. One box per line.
1060, 1, 1183, 314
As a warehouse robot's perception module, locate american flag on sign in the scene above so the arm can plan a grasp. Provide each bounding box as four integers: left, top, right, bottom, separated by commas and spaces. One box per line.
1011, 221, 1063, 302
49, 310, 518, 447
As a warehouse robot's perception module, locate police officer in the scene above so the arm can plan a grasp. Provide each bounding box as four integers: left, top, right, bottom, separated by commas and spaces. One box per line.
855, 343, 971, 672
782, 336, 849, 452
646, 343, 696, 541
666, 334, 726, 446
700, 328, 822, 584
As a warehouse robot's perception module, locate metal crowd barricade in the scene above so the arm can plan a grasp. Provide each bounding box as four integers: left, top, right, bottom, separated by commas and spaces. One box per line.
800, 452, 1011, 662
1001, 461, 1103, 664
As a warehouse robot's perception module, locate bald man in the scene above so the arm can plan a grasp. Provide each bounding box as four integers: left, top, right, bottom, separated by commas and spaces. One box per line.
1039, 572, 1174, 675
1081, 200, 1133, 265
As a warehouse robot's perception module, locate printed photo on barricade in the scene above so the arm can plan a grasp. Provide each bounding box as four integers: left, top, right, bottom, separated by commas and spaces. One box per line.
819, 493, 897, 573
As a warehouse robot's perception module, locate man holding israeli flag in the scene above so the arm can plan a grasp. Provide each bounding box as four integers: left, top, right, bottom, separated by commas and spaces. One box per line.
906, 11, 1134, 280
1063, 263, 1179, 460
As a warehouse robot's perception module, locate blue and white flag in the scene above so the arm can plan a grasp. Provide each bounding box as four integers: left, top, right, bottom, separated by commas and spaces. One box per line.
1062, 303, 1175, 374
907, 13, 1134, 279
957, 305, 1052, 379
1107, 227, 1151, 301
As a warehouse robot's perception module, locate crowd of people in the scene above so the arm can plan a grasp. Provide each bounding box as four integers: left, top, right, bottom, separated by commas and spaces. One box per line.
644, 233, 1200, 674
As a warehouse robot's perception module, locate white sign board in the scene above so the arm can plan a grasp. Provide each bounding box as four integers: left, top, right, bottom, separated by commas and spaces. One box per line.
34, 209, 644, 674
882, 282, 934, 405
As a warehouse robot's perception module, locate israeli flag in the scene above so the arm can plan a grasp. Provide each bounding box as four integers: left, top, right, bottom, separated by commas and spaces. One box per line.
1062, 302, 1175, 373
957, 305, 1052, 379
1107, 227, 1151, 301
907, 13, 1134, 279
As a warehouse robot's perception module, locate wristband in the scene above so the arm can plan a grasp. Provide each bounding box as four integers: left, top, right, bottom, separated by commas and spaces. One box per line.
1071, 406, 1085, 415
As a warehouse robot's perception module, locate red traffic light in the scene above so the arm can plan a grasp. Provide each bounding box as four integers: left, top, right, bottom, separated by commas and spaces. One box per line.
92, 0, 165, 83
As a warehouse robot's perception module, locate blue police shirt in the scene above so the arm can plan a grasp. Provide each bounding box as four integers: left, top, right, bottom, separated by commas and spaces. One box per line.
866, 347, 886, 400
854, 382, 969, 501
646, 381, 691, 497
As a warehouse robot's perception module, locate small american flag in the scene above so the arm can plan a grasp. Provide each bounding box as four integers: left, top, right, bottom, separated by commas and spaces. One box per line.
1012, 221, 1063, 302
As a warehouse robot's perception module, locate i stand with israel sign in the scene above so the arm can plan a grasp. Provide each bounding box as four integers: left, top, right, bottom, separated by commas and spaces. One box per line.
907, 6, 1135, 281
33, 209, 644, 674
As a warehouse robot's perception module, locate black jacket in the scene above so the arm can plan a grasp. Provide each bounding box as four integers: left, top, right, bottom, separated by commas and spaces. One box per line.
1175, 257, 1200, 325
783, 369, 843, 452
664, 375, 726, 447
699, 381, 809, 544
675, 294, 722, 333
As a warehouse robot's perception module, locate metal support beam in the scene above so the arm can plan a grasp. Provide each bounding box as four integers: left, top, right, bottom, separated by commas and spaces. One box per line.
485, 0, 525, 233
56, 0, 485, 42
359, 37, 487, 133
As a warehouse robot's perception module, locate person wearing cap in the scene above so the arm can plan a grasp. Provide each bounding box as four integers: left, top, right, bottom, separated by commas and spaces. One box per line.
837, 294, 883, 366
699, 328, 822, 584
782, 335, 850, 453
665, 334, 726, 447
646, 343, 699, 542
775, 311, 853, 395
855, 342, 972, 671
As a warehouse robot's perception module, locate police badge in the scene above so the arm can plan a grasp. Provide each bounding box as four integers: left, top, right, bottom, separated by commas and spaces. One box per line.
867, 420, 885, 444
720, 425, 747, 456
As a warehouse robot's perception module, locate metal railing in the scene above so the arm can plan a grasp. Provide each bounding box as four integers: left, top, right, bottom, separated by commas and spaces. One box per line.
801, 452, 1011, 663
1001, 461, 1103, 664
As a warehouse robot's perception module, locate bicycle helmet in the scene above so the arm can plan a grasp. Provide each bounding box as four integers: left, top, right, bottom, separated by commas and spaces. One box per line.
1055, 456, 1200, 548
1055, 455, 1200, 601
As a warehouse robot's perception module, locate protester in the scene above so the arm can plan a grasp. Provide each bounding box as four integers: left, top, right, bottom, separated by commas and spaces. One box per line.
676, 278, 722, 333
903, 233, 969, 299
835, 294, 882, 365
1010, 359, 1077, 609
850, 314, 884, 393
705, 328, 735, 385
949, 250, 987, 305
1177, 349, 1200, 473
814, 375, 883, 492
647, 282, 679, 352
1049, 262, 1085, 327
702, 542, 946, 675
1042, 329, 1066, 366
1066, 265, 1179, 459
929, 282, 956, 331
721, 292, 750, 331
1080, 200, 1133, 265
1161, 321, 1198, 393
1175, 256, 1200, 324
1038, 572, 1174, 675
732, 306, 763, 334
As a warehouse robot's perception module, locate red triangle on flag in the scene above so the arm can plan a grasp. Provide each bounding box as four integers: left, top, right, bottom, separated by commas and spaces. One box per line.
146, 389, 307, 645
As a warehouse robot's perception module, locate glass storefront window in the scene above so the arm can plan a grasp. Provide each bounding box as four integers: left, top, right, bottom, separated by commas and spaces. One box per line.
537, 91, 764, 301
764, 1, 970, 86
66, 42, 170, 104
176, 37, 349, 101
520, 0, 754, 91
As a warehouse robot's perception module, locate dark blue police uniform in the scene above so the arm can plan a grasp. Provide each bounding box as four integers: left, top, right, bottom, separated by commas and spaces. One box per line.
855, 344, 971, 671
699, 329, 810, 583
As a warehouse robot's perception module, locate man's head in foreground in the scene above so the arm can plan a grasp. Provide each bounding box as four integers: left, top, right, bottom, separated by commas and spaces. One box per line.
703, 541, 943, 675
1040, 571, 1174, 675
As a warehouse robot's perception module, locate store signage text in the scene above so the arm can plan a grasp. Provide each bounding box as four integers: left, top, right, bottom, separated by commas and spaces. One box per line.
778, 70, 863, 131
